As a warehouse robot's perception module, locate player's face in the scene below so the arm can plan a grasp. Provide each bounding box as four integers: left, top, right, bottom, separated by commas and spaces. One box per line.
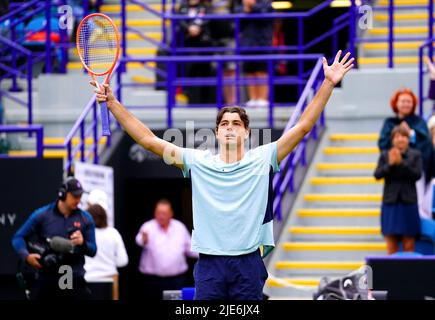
65, 193, 82, 211
396, 94, 414, 117
216, 113, 248, 147
392, 133, 409, 151
155, 203, 173, 228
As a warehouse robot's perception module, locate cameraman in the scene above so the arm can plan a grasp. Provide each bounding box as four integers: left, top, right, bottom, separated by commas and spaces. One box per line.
11, 177, 97, 300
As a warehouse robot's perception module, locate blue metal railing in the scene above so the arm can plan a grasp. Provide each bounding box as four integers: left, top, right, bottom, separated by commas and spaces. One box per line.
351, 0, 435, 69
119, 54, 323, 128
0, 125, 44, 158
419, 38, 435, 117
0, 35, 33, 126
118, 0, 350, 97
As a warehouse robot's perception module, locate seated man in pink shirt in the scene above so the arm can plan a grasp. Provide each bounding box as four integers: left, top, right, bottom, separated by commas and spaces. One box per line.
135, 199, 198, 300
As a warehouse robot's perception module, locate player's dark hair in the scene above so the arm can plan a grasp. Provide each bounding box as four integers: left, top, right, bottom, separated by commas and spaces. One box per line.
216, 106, 250, 130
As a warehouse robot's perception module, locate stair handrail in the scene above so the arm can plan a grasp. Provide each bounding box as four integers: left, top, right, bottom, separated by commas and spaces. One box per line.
0, 125, 43, 158
418, 38, 435, 117
0, 34, 33, 126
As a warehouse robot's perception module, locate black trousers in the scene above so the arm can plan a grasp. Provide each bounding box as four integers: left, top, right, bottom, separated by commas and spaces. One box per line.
141, 273, 186, 300
30, 276, 92, 301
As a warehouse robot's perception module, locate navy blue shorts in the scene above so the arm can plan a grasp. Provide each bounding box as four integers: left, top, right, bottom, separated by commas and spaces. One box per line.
193, 249, 268, 300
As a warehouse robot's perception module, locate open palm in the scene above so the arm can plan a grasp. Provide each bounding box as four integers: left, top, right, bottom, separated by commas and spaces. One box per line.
323, 50, 354, 86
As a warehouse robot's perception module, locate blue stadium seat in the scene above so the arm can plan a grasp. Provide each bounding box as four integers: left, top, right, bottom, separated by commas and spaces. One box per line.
23, 16, 60, 46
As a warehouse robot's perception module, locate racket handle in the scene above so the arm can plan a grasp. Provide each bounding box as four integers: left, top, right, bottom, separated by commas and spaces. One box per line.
99, 101, 111, 136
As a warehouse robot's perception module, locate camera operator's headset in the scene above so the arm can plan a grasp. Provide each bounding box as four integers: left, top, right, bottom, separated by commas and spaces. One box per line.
58, 177, 76, 201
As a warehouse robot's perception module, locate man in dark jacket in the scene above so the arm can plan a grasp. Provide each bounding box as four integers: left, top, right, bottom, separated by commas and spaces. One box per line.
12, 177, 97, 300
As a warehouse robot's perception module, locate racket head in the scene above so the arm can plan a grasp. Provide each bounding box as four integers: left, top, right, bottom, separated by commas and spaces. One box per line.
76, 13, 120, 77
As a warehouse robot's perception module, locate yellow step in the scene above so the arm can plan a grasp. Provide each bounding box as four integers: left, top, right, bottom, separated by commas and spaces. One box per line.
289, 226, 381, 235
363, 42, 423, 50
310, 176, 382, 185
7, 150, 88, 159
323, 146, 379, 155
126, 47, 157, 55
131, 75, 154, 84
113, 19, 167, 28
358, 56, 420, 65
266, 278, 320, 288
282, 242, 386, 251
378, 0, 434, 6
375, 13, 435, 22
329, 133, 379, 141
126, 32, 162, 41
316, 162, 377, 170
275, 261, 364, 270
67, 61, 156, 71
73, 47, 157, 57
297, 208, 380, 217
100, 4, 164, 13
368, 26, 435, 36
44, 137, 107, 147
304, 194, 382, 201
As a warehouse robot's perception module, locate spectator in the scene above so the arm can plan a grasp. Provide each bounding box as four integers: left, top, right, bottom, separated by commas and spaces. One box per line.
237, 0, 273, 108
378, 88, 432, 217
135, 199, 198, 300
416, 57, 435, 219
421, 115, 435, 220
87, 189, 109, 214
209, 0, 237, 105
84, 204, 128, 300
177, 0, 215, 105
374, 126, 422, 254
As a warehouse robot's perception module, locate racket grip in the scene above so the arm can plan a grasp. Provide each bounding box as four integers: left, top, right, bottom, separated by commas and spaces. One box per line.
99, 101, 111, 136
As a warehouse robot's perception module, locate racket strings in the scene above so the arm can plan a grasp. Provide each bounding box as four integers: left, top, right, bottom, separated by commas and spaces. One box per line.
78, 16, 118, 74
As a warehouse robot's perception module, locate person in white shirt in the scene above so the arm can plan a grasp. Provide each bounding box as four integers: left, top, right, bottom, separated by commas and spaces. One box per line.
136, 199, 198, 300
84, 204, 128, 299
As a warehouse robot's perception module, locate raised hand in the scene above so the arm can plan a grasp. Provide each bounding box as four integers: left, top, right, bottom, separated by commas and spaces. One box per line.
90, 82, 116, 104
323, 50, 355, 86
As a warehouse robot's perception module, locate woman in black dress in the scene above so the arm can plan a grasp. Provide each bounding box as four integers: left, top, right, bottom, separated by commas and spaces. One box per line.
374, 125, 422, 254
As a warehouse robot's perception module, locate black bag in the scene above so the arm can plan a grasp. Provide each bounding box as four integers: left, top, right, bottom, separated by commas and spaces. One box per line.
313, 268, 370, 300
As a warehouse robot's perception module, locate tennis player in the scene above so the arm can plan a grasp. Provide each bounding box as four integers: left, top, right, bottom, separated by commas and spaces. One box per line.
91, 50, 354, 300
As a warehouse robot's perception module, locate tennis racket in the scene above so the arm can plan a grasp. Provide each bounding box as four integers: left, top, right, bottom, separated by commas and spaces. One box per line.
76, 13, 120, 136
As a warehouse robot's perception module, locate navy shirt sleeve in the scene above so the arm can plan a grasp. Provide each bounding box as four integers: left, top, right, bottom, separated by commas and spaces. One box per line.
11, 207, 46, 260
77, 211, 97, 257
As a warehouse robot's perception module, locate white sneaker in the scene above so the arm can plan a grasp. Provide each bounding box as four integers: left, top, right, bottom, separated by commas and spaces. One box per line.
256, 99, 270, 108
246, 100, 258, 108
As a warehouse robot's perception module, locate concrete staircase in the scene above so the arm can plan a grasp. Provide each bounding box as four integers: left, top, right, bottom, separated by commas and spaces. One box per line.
358, 0, 434, 68
264, 119, 387, 300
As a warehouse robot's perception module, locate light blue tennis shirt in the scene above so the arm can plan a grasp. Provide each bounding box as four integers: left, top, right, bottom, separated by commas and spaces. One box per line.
181, 142, 280, 256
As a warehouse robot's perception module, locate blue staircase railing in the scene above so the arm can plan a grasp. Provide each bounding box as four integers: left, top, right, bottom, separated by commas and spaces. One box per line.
419, 38, 435, 117
351, 0, 435, 69
0, 125, 43, 157
0, 34, 33, 126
